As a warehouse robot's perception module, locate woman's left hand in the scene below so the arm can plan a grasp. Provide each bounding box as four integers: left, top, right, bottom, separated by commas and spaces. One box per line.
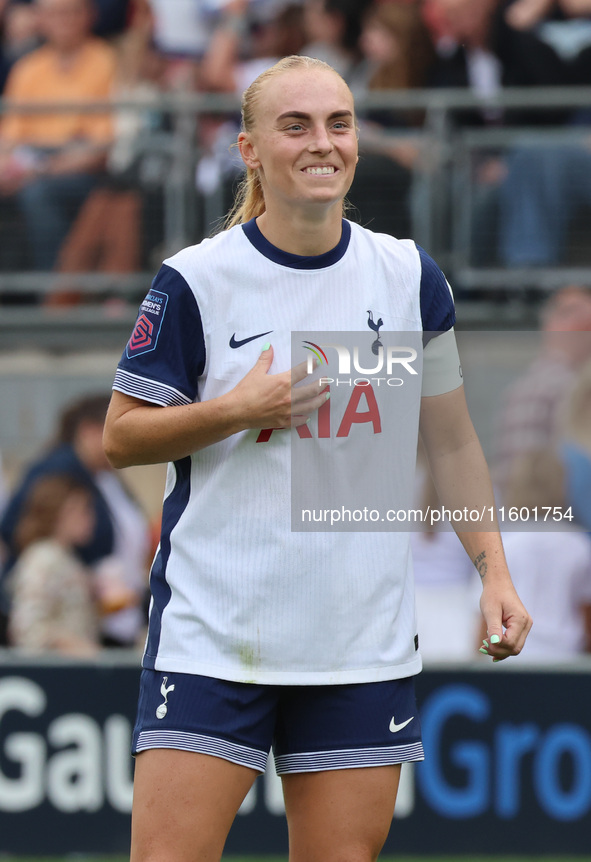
479, 580, 533, 661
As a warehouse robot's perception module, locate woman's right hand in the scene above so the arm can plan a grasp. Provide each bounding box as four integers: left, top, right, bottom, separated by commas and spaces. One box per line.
229, 344, 330, 431
104, 345, 330, 468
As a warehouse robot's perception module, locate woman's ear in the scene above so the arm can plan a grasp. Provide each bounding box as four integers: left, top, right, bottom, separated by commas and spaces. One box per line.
238, 132, 261, 169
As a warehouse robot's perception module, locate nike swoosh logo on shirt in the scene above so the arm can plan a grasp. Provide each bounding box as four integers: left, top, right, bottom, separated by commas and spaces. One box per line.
229, 331, 273, 349
389, 716, 414, 733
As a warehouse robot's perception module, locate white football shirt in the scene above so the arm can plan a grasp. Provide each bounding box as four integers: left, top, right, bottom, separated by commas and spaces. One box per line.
113, 219, 462, 683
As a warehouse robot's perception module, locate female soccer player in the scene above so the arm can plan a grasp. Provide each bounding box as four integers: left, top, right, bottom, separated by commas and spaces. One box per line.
103, 55, 532, 862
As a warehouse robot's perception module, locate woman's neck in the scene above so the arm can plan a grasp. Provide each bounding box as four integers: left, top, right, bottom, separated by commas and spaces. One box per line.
256, 205, 343, 256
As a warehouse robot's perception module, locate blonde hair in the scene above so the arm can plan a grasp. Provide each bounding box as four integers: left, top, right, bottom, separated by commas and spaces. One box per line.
223, 55, 350, 230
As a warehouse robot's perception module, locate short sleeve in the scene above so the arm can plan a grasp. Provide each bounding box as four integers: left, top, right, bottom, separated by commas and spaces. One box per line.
418, 245, 456, 342
113, 264, 205, 406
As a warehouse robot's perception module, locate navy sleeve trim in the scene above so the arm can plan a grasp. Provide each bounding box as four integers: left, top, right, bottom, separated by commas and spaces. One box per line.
417, 245, 456, 345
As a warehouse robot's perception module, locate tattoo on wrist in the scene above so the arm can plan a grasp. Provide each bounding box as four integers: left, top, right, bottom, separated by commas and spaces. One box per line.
474, 551, 488, 579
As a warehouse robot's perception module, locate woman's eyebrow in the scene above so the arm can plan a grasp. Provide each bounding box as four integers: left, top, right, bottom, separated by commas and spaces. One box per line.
276, 110, 354, 121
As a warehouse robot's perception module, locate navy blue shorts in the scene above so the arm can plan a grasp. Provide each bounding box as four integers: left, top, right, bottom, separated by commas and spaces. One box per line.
132, 670, 424, 774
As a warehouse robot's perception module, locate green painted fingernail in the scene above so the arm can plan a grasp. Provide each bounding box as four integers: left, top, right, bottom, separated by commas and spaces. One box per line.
482, 639, 489, 647
325, 392, 330, 401
262, 342, 271, 352
479, 647, 488, 654
490, 634, 501, 644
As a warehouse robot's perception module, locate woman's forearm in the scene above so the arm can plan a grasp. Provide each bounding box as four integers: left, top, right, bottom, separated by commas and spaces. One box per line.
420, 387, 532, 657
103, 390, 247, 468
104, 347, 328, 468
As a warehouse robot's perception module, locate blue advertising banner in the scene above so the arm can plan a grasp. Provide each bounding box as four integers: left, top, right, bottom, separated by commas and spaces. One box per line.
0, 657, 590, 856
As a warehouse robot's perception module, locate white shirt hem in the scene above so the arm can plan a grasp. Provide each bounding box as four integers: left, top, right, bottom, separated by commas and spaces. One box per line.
149, 655, 423, 685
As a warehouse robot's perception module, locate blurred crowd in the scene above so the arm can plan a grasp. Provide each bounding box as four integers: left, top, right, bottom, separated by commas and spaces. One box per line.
413, 284, 591, 665
0, 393, 154, 655
0, 0, 589, 282
0, 287, 590, 663
0, 0, 590, 662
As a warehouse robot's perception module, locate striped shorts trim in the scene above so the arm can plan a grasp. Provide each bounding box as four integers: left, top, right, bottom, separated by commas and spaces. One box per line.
135, 729, 269, 772
132, 670, 423, 775
274, 741, 424, 774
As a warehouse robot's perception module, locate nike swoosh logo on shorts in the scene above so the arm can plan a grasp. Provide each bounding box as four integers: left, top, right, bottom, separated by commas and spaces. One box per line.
229, 330, 273, 348
389, 716, 414, 733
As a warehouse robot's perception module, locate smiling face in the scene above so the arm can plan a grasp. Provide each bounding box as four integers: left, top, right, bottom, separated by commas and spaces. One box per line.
238, 66, 358, 220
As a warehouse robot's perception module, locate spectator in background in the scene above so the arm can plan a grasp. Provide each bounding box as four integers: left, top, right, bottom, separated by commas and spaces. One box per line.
493, 285, 591, 502
495, 0, 591, 265
346, 1, 436, 238
200, 0, 306, 94
423, 0, 505, 104
421, 0, 591, 265
496, 139, 591, 267
423, 0, 591, 266
0, 1, 41, 93
502, 0, 591, 90
560, 359, 591, 532
197, 1, 307, 215
0, 0, 116, 271
0, 393, 151, 649
485, 449, 591, 663
422, 0, 512, 263
422, 0, 586, 98
7, 474, 102, 656
47, 0, 167, 301
301, 0, 374, 90
146, 0, 261, 91
148, 0, 212, 63
0, 394, 115, 583
93, 462, 151, 648
360, 1, 435, 94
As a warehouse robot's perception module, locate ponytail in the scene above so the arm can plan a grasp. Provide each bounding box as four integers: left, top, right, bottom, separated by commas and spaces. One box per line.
223, 167, 265, 229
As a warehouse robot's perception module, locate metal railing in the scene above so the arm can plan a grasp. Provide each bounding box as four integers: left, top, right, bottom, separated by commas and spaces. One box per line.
0, 85, 590, 346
